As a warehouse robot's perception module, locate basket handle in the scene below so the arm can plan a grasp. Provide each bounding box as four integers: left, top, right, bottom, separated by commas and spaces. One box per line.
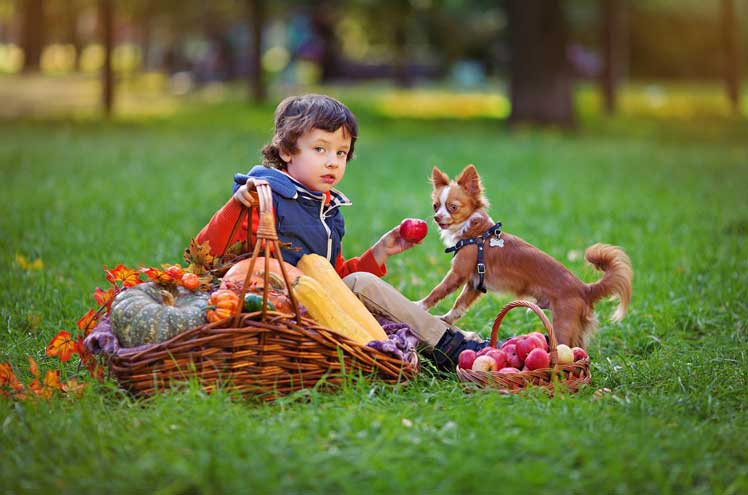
229, 180, 303, 326
489, 300, 559, 365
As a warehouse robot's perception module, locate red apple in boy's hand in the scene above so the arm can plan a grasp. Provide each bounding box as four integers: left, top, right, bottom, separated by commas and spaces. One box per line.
399, 218, 428, 243
458, 350, 477, 370
524, 348, 551, 370
572, 347, 589, 362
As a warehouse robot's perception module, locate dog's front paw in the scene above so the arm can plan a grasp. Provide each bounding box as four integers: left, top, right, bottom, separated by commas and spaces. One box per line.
414, 299, 429, 311
439, 311, 459, 324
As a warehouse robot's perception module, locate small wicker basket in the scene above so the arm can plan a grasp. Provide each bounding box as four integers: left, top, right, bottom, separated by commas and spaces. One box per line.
108, 181, 417, 400
456, 300, 590, 394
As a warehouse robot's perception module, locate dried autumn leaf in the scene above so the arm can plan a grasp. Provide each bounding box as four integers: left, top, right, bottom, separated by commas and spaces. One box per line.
77, 309, 100, 336
105, 264, 142, 288
183, 238, 215, 275
46, 330, 78, 362
93, 287, 116, 311
142, 267, 173, 285
0, 362, 25, 396
28, 356, 39, 378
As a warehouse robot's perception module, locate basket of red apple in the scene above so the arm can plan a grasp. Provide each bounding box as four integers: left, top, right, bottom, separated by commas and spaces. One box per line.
456, 300, 591, 394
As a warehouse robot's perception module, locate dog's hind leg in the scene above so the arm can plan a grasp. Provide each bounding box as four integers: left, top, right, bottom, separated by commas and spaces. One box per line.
550, 300, 587, 348
440, 284, 483, 324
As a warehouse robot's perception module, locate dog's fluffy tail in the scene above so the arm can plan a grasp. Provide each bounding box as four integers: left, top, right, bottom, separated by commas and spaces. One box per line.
585, 243, 633, 322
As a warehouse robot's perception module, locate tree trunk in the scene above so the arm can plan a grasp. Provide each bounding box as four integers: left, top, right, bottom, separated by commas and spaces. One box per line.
721, 0, 740, 114
19, 0, 44, 72
393, 2, 412, 88
507, 0, 576, 128
600, 0, 626, 114
100, 0, 114, 117
66, 0, 82, 71
246, 0, 266, 103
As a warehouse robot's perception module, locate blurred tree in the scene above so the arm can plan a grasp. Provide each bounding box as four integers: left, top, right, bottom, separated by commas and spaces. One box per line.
99, 0, 113, 116
600, 0, 626, 114
19, 0, 44, 72
507, 0, 575, 128
245, 0, 266, 102
721, 0, 740, 114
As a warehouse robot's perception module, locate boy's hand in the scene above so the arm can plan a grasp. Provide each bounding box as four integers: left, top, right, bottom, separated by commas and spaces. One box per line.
233, 181, 259, 207
371, 226, 420, 266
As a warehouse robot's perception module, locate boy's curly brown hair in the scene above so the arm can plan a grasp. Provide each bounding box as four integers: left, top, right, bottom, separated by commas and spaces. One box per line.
262, 94, 358, 170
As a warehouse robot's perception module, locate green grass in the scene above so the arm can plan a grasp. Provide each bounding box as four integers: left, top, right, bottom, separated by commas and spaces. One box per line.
2, 85, 748, 494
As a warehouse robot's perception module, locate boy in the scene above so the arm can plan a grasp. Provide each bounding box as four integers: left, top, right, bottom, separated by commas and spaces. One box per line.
196, 94, 486, 368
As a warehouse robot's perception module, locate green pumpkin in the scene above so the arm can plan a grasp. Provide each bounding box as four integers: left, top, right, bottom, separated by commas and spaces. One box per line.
110, 282, 209, 347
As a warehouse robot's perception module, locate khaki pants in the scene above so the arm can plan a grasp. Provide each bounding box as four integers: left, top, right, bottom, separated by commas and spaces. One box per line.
343, 272, 484, 348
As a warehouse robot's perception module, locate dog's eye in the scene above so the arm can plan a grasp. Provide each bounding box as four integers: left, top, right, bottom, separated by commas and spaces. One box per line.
432, 203, 438, 212
448, 203, 458, 212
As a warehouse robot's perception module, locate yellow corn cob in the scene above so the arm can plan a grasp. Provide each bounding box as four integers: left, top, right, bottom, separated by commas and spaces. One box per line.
293, 276, 373, 346
297, 254, 388, 341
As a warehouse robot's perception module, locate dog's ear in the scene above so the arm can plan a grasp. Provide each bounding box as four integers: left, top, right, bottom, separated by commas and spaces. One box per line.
431, 167, 451, 188
456, 164, 483, 196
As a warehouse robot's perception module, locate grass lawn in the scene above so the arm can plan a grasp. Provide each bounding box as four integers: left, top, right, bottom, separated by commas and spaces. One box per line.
1, 83, 747, 494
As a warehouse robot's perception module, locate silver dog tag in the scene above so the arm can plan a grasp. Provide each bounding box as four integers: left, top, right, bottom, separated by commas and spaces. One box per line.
489, 237, 504, 248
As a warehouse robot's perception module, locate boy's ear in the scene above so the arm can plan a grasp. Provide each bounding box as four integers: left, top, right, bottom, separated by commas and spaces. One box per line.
456, 164, 483, 196
431, 167, 451, 188
279, 146, 293, 164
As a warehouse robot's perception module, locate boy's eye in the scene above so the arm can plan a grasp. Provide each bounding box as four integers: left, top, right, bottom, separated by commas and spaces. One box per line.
337, 150, 348, 157
314, 146, 325, 153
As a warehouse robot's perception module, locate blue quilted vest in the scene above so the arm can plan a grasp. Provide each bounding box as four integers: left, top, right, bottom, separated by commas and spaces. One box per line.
233, 166, 351, 266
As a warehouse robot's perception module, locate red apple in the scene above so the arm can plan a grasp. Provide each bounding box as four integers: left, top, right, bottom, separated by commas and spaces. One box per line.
457, 349, 477, 370
572, 347, 588, 362
556, 344, 574, 365
486, 349, 507, 370
472, 355, 497, 372
500, 336, 520, 350
498, 367, 520, 373
503, 344, 523, 369
516, 336, 541, 362
529, 332, 549, 351
399, 218, 428, 243
476, 346, 496, 357
524, 348, 550, 370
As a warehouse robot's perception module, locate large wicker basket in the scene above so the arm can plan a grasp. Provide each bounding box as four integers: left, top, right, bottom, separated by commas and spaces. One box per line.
456, 300, 590, 394
108, 181, 417, 400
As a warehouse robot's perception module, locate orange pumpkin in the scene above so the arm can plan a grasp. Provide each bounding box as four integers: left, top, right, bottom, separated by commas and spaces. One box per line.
206, 290, 241, 323
220, 257, 304, 292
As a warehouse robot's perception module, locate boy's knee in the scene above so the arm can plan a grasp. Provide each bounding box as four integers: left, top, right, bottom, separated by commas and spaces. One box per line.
342, 271, 379, 294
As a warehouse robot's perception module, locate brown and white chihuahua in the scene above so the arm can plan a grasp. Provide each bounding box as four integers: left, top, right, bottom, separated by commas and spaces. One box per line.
416, 164, 633, 348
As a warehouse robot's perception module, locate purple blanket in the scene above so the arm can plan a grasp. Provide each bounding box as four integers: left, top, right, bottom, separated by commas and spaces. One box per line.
85, 315, 420, 366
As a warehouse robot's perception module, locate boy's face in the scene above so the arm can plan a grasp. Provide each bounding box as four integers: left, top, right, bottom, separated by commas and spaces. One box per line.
281, 127, 351, 193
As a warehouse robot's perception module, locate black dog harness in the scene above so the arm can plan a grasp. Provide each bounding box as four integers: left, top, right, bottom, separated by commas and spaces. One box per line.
444, 222, 503, 293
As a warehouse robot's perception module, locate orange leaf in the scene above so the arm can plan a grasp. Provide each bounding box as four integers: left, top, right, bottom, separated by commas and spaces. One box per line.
61, 378, 87, 398
46, 330, 78, 362
93, 287, 116, 310
76, 309, 100, 336
105, 264, 142, 288
0, 362, 25, 396
142, 267, 172, 285
28, 356, 39, 378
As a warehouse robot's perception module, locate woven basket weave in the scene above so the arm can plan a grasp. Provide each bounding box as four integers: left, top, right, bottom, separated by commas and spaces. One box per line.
456, 300, 590, 394
108, 180, 417, 400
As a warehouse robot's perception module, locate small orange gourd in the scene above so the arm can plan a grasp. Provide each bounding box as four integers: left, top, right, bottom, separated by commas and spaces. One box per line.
206, 290, 241, 323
